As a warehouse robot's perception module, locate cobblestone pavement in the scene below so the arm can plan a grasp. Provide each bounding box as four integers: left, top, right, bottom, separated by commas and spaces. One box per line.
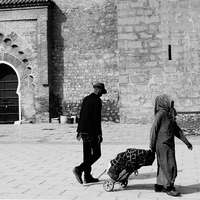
0, 123, 199, 199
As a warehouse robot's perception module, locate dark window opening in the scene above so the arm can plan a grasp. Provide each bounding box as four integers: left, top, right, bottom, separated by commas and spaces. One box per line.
168, 45, 172, 60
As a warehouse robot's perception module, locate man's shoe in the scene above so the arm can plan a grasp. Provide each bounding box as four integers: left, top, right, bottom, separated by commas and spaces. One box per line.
166, 189, 181, 197
84, 176, 99, 184
154, 184, 166, 192
73, 167, 83, 184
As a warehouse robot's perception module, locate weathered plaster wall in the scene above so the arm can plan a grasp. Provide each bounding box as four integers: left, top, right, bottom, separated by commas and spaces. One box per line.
118, 0, 200, 123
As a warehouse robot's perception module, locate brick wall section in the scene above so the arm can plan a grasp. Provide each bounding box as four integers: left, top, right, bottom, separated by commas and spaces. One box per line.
118, 0, 200, 125
51, 0, 119, 122
0, 7, 50, 122
0, 23, 36, 122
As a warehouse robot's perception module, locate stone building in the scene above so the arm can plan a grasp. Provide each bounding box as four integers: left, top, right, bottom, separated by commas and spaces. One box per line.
0, 0, 200, 127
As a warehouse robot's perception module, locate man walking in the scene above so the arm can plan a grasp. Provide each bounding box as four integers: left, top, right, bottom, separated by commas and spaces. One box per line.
73, 83, 107, 184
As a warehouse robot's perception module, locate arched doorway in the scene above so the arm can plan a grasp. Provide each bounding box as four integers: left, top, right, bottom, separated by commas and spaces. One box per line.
0, 63, 19, 124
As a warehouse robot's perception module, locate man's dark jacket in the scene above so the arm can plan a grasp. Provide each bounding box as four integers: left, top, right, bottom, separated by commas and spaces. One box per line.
77, 93, 102, 136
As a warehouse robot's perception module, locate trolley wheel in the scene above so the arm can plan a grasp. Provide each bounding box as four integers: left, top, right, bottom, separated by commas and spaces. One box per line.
120, 180, 128, 188
134, 170, 138, 176
103, 180, 114, 192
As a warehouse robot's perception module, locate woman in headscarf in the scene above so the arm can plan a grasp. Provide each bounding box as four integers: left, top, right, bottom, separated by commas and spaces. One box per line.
149, 94, 193, 197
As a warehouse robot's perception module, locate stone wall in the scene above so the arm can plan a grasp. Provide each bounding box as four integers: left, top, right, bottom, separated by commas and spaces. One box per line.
118, 0, 200, 124
1, 0, 200, 126
177, 112, 200, 136
51, 0, 119, 122
0, 6, 51, 123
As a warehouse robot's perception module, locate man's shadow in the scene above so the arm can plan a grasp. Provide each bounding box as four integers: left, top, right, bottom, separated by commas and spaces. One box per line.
129, 171, 157, 180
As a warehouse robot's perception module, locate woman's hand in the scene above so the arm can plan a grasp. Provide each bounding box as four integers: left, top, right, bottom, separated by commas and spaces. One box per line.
187, 143, 193, 150
98, 135, 103, 143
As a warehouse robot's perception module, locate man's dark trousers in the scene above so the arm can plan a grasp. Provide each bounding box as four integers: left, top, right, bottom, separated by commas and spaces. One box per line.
78, 134, 101, 177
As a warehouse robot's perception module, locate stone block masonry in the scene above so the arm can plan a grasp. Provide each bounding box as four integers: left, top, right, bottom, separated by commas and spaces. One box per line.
1, 0, 200, 128
118, 0, 200, 126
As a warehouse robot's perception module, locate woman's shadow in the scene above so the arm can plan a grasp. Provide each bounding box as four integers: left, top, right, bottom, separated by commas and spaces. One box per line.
178, 184, 200, 195
121, 171, 200, 195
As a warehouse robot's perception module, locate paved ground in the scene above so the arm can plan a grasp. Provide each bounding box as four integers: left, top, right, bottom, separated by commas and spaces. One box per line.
0, 122, 199, 199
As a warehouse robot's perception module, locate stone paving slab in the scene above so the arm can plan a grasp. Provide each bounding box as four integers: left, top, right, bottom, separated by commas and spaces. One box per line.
0, 143, 198, 200
0, 123, 198, 145
0, 123, 199, 199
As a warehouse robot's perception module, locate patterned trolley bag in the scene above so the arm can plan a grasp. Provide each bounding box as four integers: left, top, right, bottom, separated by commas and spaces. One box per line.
103, 148, 155, 192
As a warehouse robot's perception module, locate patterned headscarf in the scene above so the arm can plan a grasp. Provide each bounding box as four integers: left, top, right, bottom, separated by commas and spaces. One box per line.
154, 94, 172, 115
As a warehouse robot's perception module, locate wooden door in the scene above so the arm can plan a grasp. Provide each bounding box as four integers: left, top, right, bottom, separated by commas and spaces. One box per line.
0, 64, 19, 124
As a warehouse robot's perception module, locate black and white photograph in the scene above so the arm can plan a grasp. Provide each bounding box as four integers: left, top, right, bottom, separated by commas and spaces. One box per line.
0, 0, 199, 199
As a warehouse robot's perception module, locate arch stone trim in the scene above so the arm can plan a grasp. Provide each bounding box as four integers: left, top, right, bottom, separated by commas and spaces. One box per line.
0, 2, 52, 123
0, 25, 36, 123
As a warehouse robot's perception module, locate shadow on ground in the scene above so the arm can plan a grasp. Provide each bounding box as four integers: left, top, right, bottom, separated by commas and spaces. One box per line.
179, 183, 200, 194
112, 183, 200, 195
129, 171, 157, 180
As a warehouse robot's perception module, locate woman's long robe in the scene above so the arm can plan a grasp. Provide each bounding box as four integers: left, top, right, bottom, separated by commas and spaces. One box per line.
149, 98, 191, 188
